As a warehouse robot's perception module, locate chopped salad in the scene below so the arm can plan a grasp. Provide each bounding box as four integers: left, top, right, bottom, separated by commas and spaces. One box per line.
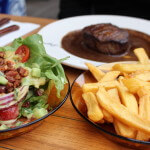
0, 34, 67, 130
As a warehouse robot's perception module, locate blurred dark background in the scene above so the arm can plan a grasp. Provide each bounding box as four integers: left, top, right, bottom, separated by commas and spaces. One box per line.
26, 0, 59, 19
1, 0, 149, 20
58, 0, 150, 19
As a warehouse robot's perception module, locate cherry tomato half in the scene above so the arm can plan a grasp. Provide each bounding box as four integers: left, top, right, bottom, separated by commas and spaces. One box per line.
15, 45, 30, 63
0, 105, 19, 121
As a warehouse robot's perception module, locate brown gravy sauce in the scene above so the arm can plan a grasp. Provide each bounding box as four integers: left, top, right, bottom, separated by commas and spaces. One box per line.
62, 29, 150, 62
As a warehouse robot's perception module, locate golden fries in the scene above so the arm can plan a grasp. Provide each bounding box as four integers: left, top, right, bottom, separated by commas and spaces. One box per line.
82, 92, 103, 122
136, 95, 150, 141
82, 81, 119, 93
117, 85, 138, 114
107, 88, 120, 103
113, 64, 150, 73
102, 109, 113, 123
134, 48, 149, 64
85, 63, 105, 81
116, 85, 138, 138
122, 78, 150, 94
129, 71, 150, 81
99, 71, 120, 82
137, 87, 150, 97
81, 48, 150, 141
96, 87, 150, 135
114, 119, 136, 138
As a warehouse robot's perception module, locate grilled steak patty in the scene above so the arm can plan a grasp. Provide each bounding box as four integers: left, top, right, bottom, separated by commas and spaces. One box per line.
82, 23, 130, 55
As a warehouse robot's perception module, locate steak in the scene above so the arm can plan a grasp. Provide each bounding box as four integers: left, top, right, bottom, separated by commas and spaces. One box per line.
82, 23, 130, 55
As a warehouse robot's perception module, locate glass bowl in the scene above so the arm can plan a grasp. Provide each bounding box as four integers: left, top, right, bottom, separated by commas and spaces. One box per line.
70, 71, 150, 150
0, 77, 70, 140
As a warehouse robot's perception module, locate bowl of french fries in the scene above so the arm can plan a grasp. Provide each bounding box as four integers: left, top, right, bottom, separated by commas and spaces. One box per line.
70, 48, 150, 149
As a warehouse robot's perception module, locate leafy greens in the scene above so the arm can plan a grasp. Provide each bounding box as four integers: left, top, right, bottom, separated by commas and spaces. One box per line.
0, 34, 67, 97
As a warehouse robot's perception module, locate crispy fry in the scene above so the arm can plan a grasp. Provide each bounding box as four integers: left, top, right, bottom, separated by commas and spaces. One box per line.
107, 88, 120, 103
102, 109, 113, 123
101, 88, 120, 123
133, 48, 149, 64
114, 119, 136, 138
137, 87, 150, 97
108, 87, 137, 138
99, 71, 120, 82
129, 71, 150, 81
117, 85, 138, 114
97, 119, 105, 124
82, 92, 103, 122
136, 95, 150, 141
113, 120, 121, 135
85, 63, 105, 81
122, 78, 150, 94
113, 63, 150, 73
82, 81, 119, 93
98, 61, 137, 72
96, 87, 150, 135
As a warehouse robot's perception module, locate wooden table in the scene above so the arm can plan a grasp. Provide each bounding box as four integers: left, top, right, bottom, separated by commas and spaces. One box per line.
0, 14, 133, 150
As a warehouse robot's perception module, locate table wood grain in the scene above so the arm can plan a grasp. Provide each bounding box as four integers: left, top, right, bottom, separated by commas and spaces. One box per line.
0, 14, 133, 150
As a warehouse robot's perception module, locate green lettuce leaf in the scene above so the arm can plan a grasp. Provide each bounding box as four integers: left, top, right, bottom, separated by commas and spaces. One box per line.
1, 34, 67, 97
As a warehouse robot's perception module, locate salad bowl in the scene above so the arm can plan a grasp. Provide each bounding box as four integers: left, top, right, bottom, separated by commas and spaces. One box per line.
0, 34, 70, 140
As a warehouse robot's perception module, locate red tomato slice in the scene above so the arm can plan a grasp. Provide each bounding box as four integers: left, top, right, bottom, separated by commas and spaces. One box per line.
15, 45, 30, 63
0, 105, 19, 121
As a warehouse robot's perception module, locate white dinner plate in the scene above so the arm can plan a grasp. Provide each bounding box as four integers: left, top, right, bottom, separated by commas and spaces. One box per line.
38, 15, 150, 70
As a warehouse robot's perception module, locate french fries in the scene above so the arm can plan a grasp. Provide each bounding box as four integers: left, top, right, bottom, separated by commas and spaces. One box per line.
129, 71, 150, 81
99, 71, 120, 82
122, 78, 150, 94
134, 48, 149, 64
81, 48, 150, 141
82, 92, 103, 122
136, 95, 150, 141
82, 81, 119, 93
113, 64, 150, 73
107, 88, 120, 103
116, 85, 138, 138
96, 87, 150, 135
114, 119, 136, 138
85, 63, 105, 81
117, 85, 138, 114
102, 109, 113, 123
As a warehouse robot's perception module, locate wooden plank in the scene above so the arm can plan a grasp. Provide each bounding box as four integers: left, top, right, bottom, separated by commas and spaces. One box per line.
0, 116, 131, 150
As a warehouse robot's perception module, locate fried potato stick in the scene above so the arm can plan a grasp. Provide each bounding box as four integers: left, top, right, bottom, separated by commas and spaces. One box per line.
114, 119, 136, 138
107, 87, 137, 138
99, 71, 120, 82
101, 88, 120, 123
113, 64, 150, 73
117, 85, 138, 114
82, 92, 103, 122
134, 48, 149, 64
116, 85, 138, 138
96, 87, 150, 135
82, 80, 119, 93
122, 78, 150, 94
85, 63, 105, 81
137, 87, 150, 97
129, 71, 150, 81
136, 95, 150, 141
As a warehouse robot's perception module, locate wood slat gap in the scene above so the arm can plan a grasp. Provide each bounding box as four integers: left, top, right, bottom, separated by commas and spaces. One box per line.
52, 114, 85, 122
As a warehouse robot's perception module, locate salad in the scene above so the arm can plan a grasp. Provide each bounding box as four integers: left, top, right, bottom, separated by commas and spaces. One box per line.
0, 34, 67, 130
